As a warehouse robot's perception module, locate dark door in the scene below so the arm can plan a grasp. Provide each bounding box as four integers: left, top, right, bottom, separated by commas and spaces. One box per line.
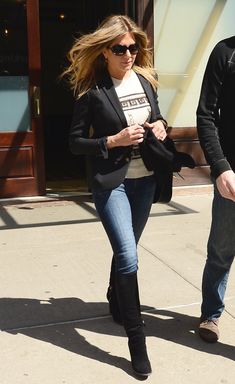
39, 0, 128, 193
0, 0, 45, 198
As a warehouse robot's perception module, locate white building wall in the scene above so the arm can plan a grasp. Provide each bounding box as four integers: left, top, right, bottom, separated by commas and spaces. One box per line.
154, 0, 235, 127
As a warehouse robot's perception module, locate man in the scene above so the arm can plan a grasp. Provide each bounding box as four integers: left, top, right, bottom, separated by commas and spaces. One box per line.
196, 36, 235, 343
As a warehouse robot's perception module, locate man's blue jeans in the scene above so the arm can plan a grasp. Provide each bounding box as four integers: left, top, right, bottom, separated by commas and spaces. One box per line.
201, 184, 235, 320
92, 176, 156, 274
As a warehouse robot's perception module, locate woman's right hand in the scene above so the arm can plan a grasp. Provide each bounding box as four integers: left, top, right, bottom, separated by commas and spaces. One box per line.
106, 124, 144, 148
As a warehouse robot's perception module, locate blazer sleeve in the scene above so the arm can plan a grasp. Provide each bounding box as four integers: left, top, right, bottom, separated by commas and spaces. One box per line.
69, 93, 108, 159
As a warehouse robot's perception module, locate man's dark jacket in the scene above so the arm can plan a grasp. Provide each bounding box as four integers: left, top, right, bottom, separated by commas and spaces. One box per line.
197, 36, 235, 178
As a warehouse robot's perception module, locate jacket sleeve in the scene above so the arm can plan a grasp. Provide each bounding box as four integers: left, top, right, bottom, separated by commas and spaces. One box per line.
196, 42, 231, 178
69, 93, 108, 158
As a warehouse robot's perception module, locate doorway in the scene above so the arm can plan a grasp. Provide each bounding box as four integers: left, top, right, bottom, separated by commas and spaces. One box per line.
0, 0, 45, 198
39, 0, 126, 193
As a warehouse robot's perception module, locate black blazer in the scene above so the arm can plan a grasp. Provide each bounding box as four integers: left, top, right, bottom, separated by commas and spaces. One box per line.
69, 71, 170, 202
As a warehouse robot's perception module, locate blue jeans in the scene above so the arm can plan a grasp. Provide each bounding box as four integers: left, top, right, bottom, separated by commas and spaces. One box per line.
201, 184, 235, 320
92, 176, 156, 274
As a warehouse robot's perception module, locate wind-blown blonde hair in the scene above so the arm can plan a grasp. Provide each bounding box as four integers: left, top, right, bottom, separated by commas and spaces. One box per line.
63, 14, 158, 98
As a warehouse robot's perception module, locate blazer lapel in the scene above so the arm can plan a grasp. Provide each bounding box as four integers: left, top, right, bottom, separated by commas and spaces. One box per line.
100, 73, 127, 128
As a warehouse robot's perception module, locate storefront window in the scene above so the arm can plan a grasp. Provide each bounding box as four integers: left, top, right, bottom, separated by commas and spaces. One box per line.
0, 0, 30, 132
153, 0, 235, 127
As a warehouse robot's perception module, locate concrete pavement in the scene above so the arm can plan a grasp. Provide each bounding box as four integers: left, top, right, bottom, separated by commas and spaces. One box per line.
0, 189, 235, 383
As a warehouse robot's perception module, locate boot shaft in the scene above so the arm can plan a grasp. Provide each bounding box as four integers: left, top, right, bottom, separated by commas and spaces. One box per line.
115, 272, 142, 333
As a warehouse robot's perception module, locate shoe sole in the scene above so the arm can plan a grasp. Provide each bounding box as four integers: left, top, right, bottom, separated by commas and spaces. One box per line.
133, 369, 152, 377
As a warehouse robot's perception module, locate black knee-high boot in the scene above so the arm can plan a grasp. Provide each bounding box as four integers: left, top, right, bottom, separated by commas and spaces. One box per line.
115, 272, 152, 377
106, 257, 122, 324
106, 258, 141, 325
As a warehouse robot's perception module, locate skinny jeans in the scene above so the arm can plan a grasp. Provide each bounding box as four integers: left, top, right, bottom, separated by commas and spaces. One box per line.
92, 176, 156, 274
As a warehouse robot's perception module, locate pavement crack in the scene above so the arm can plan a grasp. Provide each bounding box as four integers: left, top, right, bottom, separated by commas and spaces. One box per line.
139, 243, 201, 292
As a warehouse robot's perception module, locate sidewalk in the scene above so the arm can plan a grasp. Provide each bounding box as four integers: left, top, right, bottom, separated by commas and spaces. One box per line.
0, 190, 235, 384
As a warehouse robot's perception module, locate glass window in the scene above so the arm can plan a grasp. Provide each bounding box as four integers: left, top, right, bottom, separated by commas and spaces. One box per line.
154, 0, 235, 127
0, 76, 30, 132
0, 0, 30, 132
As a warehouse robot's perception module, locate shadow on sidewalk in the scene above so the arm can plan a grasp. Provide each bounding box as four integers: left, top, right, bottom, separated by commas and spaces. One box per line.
143, 308, 235, 361
0, 297, 137, 379
0, 297, 234, 378
0, 197, 198, 230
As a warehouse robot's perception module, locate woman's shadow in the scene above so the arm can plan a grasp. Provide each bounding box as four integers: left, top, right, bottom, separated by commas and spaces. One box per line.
1, 297, 235, 378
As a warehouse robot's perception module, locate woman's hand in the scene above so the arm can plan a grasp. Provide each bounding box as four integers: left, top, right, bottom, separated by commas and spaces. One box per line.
216, 170, 235, 202
107, 124, 144, 148
144, 120, 167, 141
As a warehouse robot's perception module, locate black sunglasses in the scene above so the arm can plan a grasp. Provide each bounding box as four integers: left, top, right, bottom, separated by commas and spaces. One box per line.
109, 44, 139, 56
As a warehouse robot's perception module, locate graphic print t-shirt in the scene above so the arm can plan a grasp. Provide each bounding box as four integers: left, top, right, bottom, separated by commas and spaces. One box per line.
111, 70, 153, 178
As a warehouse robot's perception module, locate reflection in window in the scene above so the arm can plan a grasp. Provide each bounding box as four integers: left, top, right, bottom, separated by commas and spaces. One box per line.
0, 0, 28, 76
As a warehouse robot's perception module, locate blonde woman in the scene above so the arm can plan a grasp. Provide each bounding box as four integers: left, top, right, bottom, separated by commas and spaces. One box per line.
64, 14, 168, 377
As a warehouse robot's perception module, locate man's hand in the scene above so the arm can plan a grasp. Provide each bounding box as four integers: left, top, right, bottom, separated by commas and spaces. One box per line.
216, 170, 235, 202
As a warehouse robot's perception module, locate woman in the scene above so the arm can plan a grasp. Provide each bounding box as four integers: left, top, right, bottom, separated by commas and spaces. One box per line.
63, 14, 168, 377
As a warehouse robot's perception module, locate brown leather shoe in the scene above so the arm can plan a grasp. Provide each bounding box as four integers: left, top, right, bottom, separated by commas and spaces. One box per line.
199, 319, 219, 343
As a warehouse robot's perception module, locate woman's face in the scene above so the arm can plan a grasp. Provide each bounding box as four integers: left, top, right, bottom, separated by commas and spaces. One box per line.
103, 32, 138, 79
